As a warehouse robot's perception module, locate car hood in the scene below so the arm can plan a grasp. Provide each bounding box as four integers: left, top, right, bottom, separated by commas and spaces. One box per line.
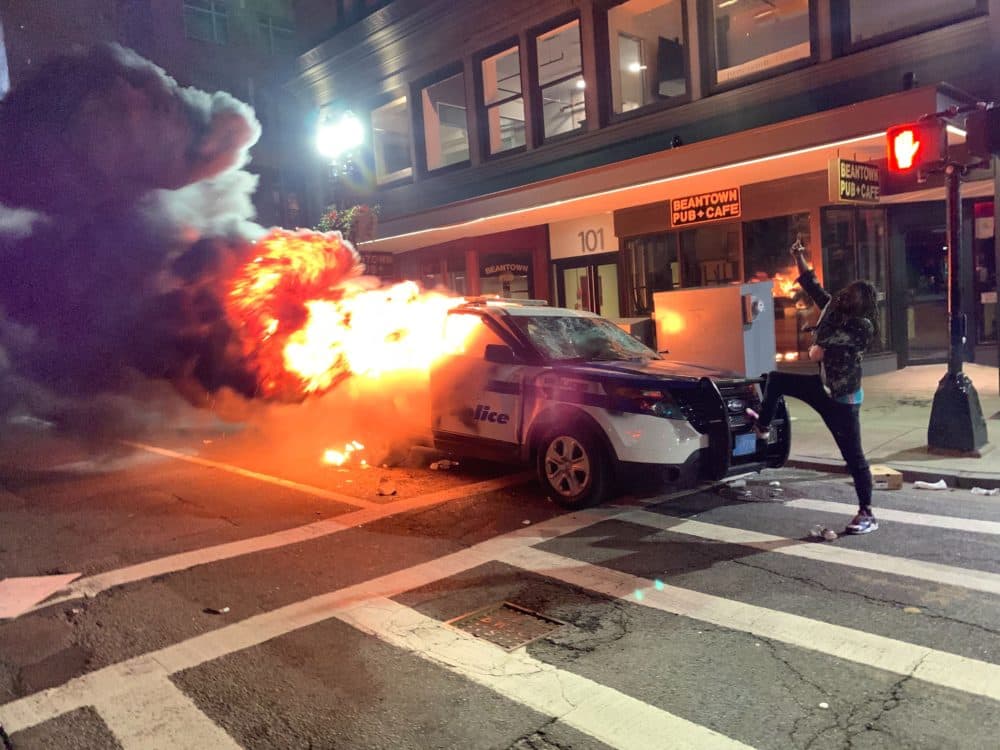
555, 358, 748, 382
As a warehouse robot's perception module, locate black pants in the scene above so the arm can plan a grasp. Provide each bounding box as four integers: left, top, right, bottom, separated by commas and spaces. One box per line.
758, 371, 872, 510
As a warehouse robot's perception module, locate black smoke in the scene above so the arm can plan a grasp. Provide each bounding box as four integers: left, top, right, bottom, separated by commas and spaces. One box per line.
0, 43, 266, 436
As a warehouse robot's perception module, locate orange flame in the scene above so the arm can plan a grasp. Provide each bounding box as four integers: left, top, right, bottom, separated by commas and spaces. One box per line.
772, 270, 800, 298
323, 440, 366, 467
224, 228, 467, 402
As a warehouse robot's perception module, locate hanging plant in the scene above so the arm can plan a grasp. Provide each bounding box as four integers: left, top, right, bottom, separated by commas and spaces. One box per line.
315, 204, 380, 244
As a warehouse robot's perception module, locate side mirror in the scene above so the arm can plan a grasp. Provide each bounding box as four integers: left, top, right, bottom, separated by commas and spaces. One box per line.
485, 344, 518, 365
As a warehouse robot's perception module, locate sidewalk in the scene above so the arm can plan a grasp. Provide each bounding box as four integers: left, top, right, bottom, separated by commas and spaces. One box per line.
785, 363, 1000, 488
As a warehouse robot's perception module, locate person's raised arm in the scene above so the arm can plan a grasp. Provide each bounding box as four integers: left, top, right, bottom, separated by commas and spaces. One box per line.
791, 239, 830, 309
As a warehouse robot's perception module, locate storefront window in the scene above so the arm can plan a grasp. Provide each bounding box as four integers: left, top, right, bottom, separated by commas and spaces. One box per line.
622, 233, 678, 315
371, 97, 412, 184
706, 0, 812, 86
535, 20, 586, 140
420, 72, 470, 170
822, 206, 890, 354
481, 45, 525, 154
845, 0, 983, 49
606, 0, 687, 114
481, 255, 532, 298
678, 222, 740, 287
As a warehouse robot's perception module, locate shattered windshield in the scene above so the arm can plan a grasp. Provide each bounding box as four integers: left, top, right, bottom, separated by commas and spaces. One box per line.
511, 315, 659, 362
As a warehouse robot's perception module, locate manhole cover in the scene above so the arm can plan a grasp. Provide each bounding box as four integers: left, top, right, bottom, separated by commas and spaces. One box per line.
447, 602, 568, 651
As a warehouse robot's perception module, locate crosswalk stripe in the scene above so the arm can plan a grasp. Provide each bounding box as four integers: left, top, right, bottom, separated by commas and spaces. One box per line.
499, 546, 1000, 703
338, 598, 755, 750
95, 677, 242, 750
619, 509, 1000, 596
30, 470, 534, 612
786, 498, 1000, 535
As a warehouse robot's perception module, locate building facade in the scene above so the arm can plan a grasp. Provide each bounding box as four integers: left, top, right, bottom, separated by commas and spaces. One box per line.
299, 1, 997, 369
0, 0, 329, 228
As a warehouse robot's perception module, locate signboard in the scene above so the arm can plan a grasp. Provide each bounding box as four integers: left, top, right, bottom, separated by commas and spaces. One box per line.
360, 251, 395, 278
482, 261, 530, 277
828, 159, 881, 204
670, 188, 741, 228
549, 214, 619, 260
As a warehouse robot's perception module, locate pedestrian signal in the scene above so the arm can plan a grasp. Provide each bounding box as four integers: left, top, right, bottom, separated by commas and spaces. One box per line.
885, 120, 947, 173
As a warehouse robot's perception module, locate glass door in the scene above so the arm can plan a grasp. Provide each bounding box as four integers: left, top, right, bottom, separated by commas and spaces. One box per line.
555, 255, 621, 318
904, 227, 949, 362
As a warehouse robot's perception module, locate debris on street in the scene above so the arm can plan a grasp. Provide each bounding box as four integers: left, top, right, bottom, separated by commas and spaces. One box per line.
914, 479, 948, 490
203, 606, 230, 615
970, 487, 999, 496
870, 464, 902, 490
429, 460, 458, 471
376, 476, 398, 496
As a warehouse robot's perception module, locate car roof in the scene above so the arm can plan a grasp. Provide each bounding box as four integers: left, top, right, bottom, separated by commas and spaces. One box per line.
456, 298, 599, 319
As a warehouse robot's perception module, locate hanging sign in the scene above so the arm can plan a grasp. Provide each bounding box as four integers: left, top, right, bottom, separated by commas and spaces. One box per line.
828, 159, 881, 204
670, 187, 741, 227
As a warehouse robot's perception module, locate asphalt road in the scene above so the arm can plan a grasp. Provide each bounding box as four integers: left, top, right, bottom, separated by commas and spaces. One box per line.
1, 422, 1000, 750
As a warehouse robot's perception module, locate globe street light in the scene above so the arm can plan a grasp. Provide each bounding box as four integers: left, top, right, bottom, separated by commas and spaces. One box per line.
315, 110, 364, 160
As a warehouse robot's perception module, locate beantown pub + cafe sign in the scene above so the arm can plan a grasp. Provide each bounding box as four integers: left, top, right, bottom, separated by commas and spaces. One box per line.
670, 187, 741, 228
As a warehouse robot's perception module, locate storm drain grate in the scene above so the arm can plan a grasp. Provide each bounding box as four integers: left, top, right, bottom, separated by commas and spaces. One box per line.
446, 601, 568, 651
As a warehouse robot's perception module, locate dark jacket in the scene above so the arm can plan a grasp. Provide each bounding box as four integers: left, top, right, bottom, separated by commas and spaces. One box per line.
797, 270, 874, 399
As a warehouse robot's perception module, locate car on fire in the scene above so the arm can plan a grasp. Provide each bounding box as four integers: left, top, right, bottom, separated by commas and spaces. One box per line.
430, 298, 790, 508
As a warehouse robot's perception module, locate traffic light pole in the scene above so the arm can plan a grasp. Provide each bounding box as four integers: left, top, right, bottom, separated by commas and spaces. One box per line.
927, 162, 989, 454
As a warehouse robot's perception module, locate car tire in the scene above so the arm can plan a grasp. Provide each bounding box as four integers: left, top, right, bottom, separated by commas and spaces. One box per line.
536, 425, 610, 509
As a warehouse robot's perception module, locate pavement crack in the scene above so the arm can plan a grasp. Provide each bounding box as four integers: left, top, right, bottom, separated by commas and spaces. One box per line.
731, 558, 1000, 639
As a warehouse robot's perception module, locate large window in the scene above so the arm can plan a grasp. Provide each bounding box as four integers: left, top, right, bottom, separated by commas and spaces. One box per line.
184, 0, 228, 45
705, 0, 813, 86
371, 97, 412, 184
259, 14, 296, 56
622, 233, 678, 315
606, 0, 687, 115
843, 0, 985, 50
678, 222, 740, 287
535, 20, 587, 141
420, 72, 470, 171
480, 45, 526, 155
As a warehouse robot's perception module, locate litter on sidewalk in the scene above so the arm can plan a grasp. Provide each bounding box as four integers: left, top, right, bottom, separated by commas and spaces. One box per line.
914, 479, 948, 490
870, 465, 902, 490
970, 487, 1000, 496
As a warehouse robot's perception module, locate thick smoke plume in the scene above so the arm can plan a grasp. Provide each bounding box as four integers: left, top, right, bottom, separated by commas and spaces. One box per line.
0, 43, 272, 438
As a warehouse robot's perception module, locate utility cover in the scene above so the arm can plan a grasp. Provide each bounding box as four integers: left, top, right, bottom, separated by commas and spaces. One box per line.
447, 601, 567, 651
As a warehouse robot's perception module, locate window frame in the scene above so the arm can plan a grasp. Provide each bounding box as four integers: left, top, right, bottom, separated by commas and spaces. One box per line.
369, 94, 415, 186
595, 0, 692, 126
474, 38, 528, 161
697, 0, 819, 95
412, 63, 473, 176
183, 0, 229, 45
528, 13, 588, 147
831, 0, 988, 56
258, 13, 296, 56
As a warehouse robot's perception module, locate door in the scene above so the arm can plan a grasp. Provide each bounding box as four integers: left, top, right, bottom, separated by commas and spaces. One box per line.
557, 260, 620, 318
904, 227, 949, 362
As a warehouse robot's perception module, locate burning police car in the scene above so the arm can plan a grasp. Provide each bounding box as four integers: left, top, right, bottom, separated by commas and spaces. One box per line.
430, 298, 790, 508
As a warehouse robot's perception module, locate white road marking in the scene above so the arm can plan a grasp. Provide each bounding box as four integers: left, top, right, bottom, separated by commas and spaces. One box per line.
339, 597, 754, 750
0, 509, 619, 735
787, 498, 1000, 535
499, 546, 1000, 703
619, 509, 1000, 596
32, 471, 535, 612
95, 677, 242, 750
124, 441, 376, 508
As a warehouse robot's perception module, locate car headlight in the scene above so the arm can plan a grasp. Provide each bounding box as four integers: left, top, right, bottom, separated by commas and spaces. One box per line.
608, 385, 681, 419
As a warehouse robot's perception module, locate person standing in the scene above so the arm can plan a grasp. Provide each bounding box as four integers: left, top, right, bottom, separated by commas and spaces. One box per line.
749, 241, 880, 534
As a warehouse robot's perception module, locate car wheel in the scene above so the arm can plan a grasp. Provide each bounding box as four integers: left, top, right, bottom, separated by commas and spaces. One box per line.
536, 427, 610, 509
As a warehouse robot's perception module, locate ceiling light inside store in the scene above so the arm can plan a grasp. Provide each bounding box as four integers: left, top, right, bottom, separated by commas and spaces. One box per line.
718, 0, 739, 7
576, 79, 586, 89
627, 62, 647, 73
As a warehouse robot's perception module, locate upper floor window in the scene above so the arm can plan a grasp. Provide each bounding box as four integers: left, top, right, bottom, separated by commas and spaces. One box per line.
420, 71, 470, 171
535, 19, 586, 141
480, 45, 526, 155
371, 96, 413, 184
840, 0, 985, 51
259, 14, 296, 56
184, 0, 228, 45
605, 0, 688, 116
704, 0, 814, 88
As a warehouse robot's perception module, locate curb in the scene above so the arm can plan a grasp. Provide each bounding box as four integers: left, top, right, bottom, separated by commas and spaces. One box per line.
786, 456, 1000, 490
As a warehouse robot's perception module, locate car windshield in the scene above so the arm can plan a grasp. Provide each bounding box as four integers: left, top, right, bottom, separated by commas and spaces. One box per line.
511, 315, 659, 362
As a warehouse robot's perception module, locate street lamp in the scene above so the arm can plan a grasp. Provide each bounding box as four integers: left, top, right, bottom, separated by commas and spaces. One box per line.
315, 110, 364, 160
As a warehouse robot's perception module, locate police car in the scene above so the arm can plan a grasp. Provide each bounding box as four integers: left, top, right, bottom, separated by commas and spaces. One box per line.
430, 298, 790, 508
